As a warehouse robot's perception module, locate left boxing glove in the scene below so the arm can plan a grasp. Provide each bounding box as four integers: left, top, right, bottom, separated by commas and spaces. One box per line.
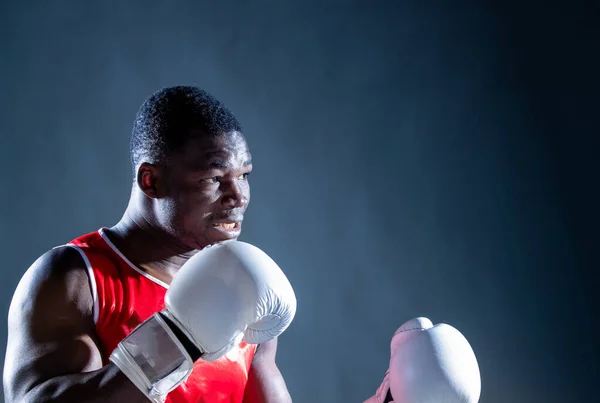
389, 317, 480, 403
109, 241, 297, 402
363, 317, 480, 403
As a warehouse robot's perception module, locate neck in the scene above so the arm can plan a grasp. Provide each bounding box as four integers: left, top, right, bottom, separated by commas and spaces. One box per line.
106, 205, 198, 284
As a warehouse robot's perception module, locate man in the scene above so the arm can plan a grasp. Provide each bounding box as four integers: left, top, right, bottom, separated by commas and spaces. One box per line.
3, 86, 293, 403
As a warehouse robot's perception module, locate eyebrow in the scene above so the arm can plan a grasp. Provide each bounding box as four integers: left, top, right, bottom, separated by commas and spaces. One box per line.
207, 159, 252, 170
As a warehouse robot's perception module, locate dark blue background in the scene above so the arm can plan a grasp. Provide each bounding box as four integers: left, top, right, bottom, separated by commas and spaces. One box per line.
1, 2, 598, 402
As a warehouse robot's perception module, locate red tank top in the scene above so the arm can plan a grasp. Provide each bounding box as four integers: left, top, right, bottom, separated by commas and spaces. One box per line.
67, 229, 256, 403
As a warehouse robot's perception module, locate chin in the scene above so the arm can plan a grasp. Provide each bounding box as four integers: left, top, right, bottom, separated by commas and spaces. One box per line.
188, 231, 239, 250
207, 234, 239, 245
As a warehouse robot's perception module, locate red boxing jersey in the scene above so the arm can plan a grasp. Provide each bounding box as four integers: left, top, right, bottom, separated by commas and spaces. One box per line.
66, 229, 256, 403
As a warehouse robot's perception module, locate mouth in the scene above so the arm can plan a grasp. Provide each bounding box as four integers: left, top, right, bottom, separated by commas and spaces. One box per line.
213, 222, 240, 230
211, 221, 242, 238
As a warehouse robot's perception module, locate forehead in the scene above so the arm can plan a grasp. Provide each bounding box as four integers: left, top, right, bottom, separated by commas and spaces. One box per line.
176, 131, 251, 170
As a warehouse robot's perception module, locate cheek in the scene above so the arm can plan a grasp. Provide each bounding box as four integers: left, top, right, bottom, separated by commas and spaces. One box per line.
177, 189, 219, 219
158, 189, 214, 223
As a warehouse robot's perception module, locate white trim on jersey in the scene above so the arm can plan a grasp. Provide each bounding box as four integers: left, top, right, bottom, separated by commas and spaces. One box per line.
98, 228, 170, 290
54, 244, 100, 324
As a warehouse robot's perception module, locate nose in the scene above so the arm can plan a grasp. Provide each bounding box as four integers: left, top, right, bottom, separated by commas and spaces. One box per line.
221, 180, 248, 209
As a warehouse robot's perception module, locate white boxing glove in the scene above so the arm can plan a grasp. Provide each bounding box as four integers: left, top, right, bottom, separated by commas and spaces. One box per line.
110, 241, 297, 402
389, 317, 481, 403
363, 317, 480, 403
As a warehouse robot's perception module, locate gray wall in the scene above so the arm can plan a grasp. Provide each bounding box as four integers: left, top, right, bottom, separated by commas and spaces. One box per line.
1, 2, 598, 402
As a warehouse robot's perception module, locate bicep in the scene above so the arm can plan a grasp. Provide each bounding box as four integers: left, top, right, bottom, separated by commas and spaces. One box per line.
4, 248, 103, 400
243, 338, 292, 403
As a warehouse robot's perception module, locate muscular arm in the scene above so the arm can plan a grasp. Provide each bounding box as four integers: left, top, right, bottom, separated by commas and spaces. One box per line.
243, 338, 292, 403
3, 246, 147, 403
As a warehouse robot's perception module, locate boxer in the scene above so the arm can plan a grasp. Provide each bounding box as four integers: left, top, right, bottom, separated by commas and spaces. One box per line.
363, 317, 481, 403
4, 86, 296, 403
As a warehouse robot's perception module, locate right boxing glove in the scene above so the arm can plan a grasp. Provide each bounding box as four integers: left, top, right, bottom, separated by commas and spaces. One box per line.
109, 241, 297, 403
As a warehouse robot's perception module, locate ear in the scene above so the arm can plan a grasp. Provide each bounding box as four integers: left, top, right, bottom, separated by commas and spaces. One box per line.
136, 162, 165, 198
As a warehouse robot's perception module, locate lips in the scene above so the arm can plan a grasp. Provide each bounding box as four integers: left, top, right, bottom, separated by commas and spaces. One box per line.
213, 222, 240, 230
210, 216, 243, 240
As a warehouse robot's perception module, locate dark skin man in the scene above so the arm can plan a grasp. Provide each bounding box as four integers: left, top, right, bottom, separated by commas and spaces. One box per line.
4, 91, 293, 403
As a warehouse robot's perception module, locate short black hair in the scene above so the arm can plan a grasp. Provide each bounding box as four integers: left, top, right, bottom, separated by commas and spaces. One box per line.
130, 85, 242, 172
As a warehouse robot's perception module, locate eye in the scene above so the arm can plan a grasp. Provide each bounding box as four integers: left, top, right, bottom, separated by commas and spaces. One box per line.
238, 172, 250, 180
201, 177, 219, 184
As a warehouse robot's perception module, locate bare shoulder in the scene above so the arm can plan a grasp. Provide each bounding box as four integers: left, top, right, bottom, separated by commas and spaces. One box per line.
4, 245, 101, 401
8, 245, 93, 323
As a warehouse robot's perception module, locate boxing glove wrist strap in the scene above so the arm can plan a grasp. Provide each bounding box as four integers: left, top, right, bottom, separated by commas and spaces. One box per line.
109, 311, 199, 402
159, 312, 203, 361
